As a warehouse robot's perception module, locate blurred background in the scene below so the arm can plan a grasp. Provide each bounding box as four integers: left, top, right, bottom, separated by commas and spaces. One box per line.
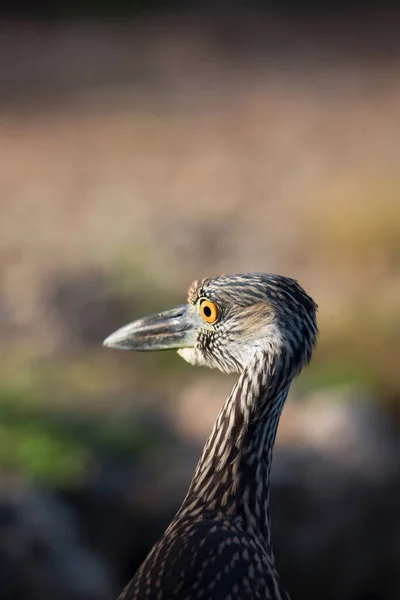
0, 2, 399, 599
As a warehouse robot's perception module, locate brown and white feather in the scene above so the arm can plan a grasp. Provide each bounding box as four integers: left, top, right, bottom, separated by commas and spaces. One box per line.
117, 273, 318, 600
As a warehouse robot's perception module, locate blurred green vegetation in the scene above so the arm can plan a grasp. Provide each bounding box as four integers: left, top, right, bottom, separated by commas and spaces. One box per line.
0, 384, 177, 488
0, 258, 187, 489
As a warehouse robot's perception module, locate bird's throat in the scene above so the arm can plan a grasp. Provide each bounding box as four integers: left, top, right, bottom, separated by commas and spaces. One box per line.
178, 350, 292, 546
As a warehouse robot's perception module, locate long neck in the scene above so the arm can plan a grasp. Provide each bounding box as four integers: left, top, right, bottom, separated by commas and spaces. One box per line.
176, 348, 292, 548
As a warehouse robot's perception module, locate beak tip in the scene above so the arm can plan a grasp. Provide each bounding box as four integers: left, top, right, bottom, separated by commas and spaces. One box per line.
103, 332, 124, 349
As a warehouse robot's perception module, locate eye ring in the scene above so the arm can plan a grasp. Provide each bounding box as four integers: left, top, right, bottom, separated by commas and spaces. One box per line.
199, 298, 219, 324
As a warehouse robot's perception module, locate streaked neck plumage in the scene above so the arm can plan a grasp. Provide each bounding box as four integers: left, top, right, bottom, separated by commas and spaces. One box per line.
173, 347, 293, 552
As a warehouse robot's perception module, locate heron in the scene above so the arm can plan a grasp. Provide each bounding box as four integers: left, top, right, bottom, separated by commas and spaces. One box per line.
104, 272, 318, 599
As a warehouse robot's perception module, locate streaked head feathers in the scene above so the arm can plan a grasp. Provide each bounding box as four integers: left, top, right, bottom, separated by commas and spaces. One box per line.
179, 273, 318, 375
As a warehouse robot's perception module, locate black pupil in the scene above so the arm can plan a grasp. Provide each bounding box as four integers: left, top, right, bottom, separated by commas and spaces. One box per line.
203, 305, 212, 318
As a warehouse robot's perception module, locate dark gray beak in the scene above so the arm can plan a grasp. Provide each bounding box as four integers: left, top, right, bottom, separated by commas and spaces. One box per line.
103, 304, 197, 351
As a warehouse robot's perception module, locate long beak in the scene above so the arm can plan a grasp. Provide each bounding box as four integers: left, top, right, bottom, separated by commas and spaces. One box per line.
103, 304, 197, 351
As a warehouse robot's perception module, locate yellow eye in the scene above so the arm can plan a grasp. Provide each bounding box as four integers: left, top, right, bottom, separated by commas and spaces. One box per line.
199, 299, 219, 324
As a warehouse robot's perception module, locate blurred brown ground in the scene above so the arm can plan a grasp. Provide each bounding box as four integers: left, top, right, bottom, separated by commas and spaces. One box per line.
0, 9, 399, 600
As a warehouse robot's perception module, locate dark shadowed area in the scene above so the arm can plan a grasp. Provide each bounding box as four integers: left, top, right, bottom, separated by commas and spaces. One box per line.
0, 4, 399, 600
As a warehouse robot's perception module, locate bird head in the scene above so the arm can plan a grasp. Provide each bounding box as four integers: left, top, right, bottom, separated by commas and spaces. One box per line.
103, 273, 318, 375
